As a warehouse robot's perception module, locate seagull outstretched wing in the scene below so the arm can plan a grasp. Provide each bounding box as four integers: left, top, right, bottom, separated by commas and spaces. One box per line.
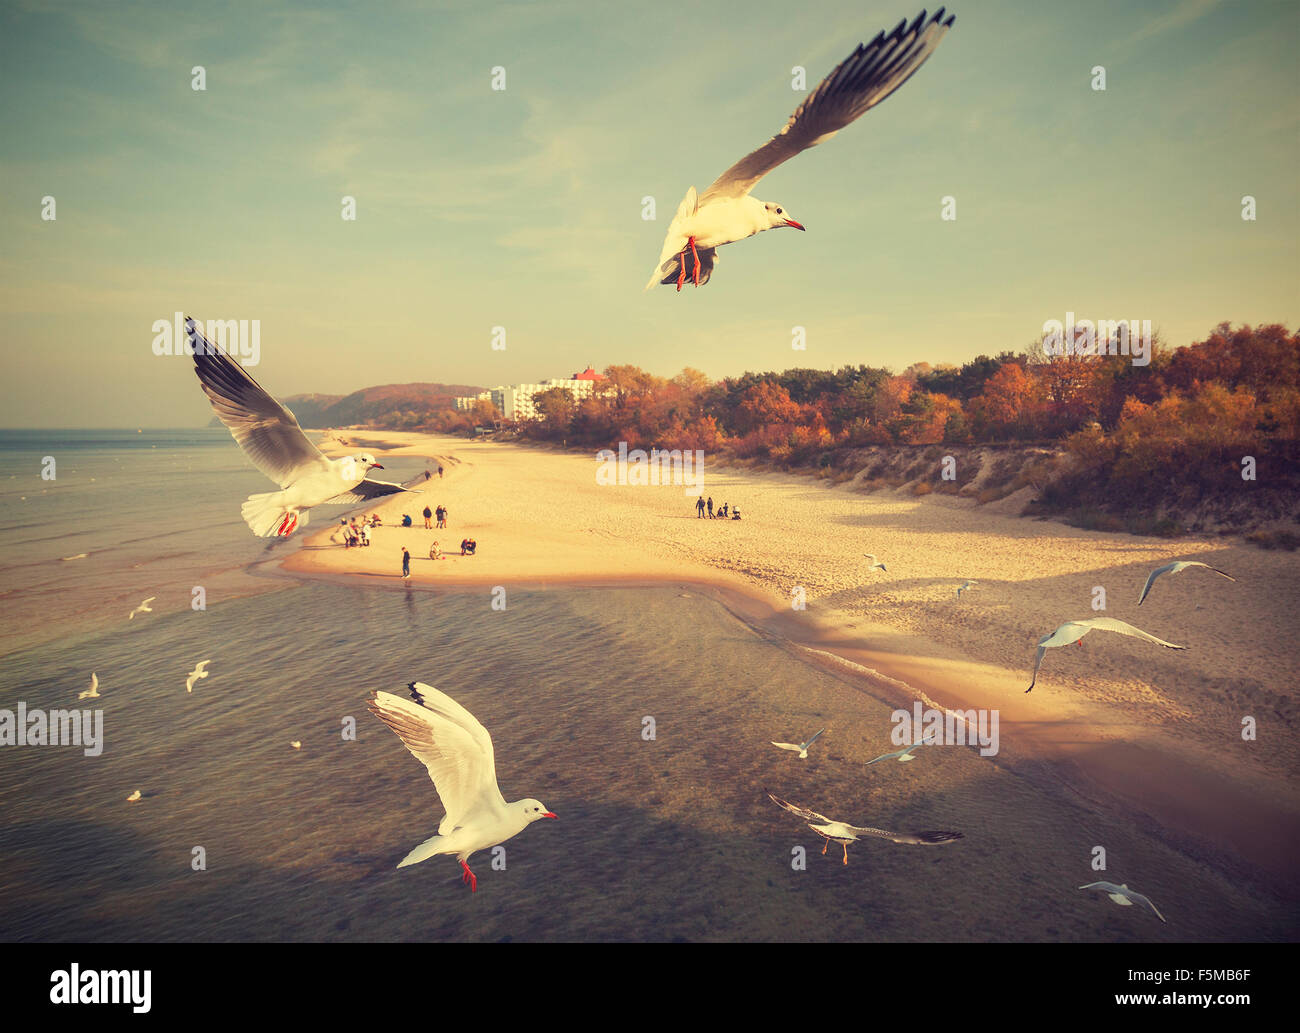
700, 9, 956, 204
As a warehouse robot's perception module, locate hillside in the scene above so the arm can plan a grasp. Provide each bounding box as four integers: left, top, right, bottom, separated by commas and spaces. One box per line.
209, 383, 485, 431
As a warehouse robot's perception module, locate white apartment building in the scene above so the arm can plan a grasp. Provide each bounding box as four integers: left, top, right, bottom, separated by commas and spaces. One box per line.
456, 368, 603, 421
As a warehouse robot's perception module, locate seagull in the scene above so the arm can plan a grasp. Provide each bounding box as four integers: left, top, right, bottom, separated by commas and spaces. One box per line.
770, 727, 825, 759
765, 790, 962, 864
187, 317, 416, 537
126, 790, 142, 803
290, 741, 302, 750
645, 8, 955, 291
1137, 560, 1236, 606
1079, 882, 1166, 923
367, 682, 557, 892
128, 597, 155, 620
61, 553, 88, 561
79, 672, 100, 700
1027, 618, 1187, 692
185, 660, 211, 693
864, 554, 888, 572
865, 731, 938, 765
956, 579, 976, 598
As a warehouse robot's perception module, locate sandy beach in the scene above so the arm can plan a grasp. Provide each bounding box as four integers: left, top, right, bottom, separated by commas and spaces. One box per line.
282, 431, 1300, 905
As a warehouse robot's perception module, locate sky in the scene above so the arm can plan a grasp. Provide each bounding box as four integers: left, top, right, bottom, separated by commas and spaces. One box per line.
1, 0, 1297, 427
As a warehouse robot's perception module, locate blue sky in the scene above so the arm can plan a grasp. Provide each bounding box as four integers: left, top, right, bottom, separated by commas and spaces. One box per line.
1, 0, 1296, 426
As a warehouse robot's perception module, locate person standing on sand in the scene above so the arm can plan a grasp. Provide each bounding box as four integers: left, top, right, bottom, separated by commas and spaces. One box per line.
707, 497, 714, 519
401, 547, 411, 579
437, 505, 448, 529
438, 465, 444, 478
423, 505, 433, 529
695, 496, 705, 518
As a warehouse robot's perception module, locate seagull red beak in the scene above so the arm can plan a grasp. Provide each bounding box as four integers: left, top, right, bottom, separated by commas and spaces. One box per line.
784, 219, 805, 231
542, 811, 558, 819
370, 462, 384, 469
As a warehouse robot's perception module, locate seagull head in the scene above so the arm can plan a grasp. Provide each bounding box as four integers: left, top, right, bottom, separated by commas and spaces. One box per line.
357, 452, 384, 470
759, 200, 804, 232
518, 799, 558, 823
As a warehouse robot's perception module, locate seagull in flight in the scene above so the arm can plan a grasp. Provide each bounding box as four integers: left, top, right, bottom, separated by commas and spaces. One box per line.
367, 682, 557, 892
187, 317, 416, 537
864, 554, 888, 572
646, 8, 955, 291
770, 727, 825, 759
1079, 881, 1166, 923
79, 673, 100, 700
1027, 617, 1187, 692
765, 790, 962, 865
128, 597, 155, 620
865, 731, 938, 765
1137, 560, 1235, 606
185, 660, 211, 693
956, 579, 976, 598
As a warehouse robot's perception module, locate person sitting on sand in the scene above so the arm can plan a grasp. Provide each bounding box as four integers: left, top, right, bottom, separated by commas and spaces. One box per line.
429, 541, 443, 560
460, 538, 477, 556
731, 507, 741, 520
402, 514, 412, 527
371, 513, 382, 527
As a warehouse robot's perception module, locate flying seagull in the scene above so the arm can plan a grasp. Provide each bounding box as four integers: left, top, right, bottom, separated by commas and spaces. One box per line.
864, 554, 888, 572
765, 790, 962, 865
1137, 560, 1236, 606
645, 8, 955, 291
185, 660, 211, 693
290, 740, 302, 750
1079, 881, 1166, 923
770, 727, 825, 759
128, 597, 155, 620
1027, 617, 1187, 692
865, 731, 938, 765
956, 579, 976, 598
187, 317, 416, 537
367, 682, 556, 892
79, 673, 100, 700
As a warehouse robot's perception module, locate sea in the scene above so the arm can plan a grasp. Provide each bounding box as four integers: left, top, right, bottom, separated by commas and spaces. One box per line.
0, 431, 1293, 942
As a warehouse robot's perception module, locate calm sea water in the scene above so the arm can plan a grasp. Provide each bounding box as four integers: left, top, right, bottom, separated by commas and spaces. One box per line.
0, 433, 1293, 942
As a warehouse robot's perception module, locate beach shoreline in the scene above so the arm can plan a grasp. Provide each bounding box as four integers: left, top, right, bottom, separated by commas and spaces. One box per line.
276, 429, 1300, 902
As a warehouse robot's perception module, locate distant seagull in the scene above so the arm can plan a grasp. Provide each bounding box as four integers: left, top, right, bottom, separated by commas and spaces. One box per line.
864, 554, 888, 572
645, 8, 955, 291
79, 672, 100, 700
865, 731, 938, 765
187, 317, 416, 537
367, 682, 556, 891
290, 741, 302, 750
185, 660, 211, 693
1027, 618, 1187, 692
128, 597, 155, 620
1137, 560, 1236, 606
771, 728, 825, 759
1079, 882, 1166, 923
956, 579, 976, 598
126, 790, 142, 803
61, 553, 88, 561
765, 790, 962, 865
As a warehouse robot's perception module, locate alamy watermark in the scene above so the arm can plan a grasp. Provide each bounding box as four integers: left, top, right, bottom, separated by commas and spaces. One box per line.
151, 312, 261, 366
0, 703, 102, 756
1042, 312, 1151, 367
891, 701, 999, 757
596, 442, 705, 495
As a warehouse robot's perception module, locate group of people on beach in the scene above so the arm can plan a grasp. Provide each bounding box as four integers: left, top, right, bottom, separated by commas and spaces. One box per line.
421, 504, 448, 529
695, 496, 741, 520
337, 513, 384, 548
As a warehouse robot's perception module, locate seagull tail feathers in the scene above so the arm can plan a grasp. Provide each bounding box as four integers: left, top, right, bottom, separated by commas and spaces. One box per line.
240, 491, 307, 537
396, 834, 446, 869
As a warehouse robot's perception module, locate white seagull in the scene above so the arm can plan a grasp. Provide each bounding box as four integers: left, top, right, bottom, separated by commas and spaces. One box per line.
1027, 617, 1187, 692
185, 660, 211, 693
864, 554, 888, 572
1137, 560, 1236, 606
367, 682, 557, 892
766, 790, 962, 864
126, 790, 142, 803
79, 672, 100, 700
188, 317, 416, 537
128, 597, 155, 620
1079, 881, 1167, 923
865, 731, 938, 765
770, 727, 825, 759
645, 8, 955, 291
956, 579, 976, 598
289, 740, 302, 750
